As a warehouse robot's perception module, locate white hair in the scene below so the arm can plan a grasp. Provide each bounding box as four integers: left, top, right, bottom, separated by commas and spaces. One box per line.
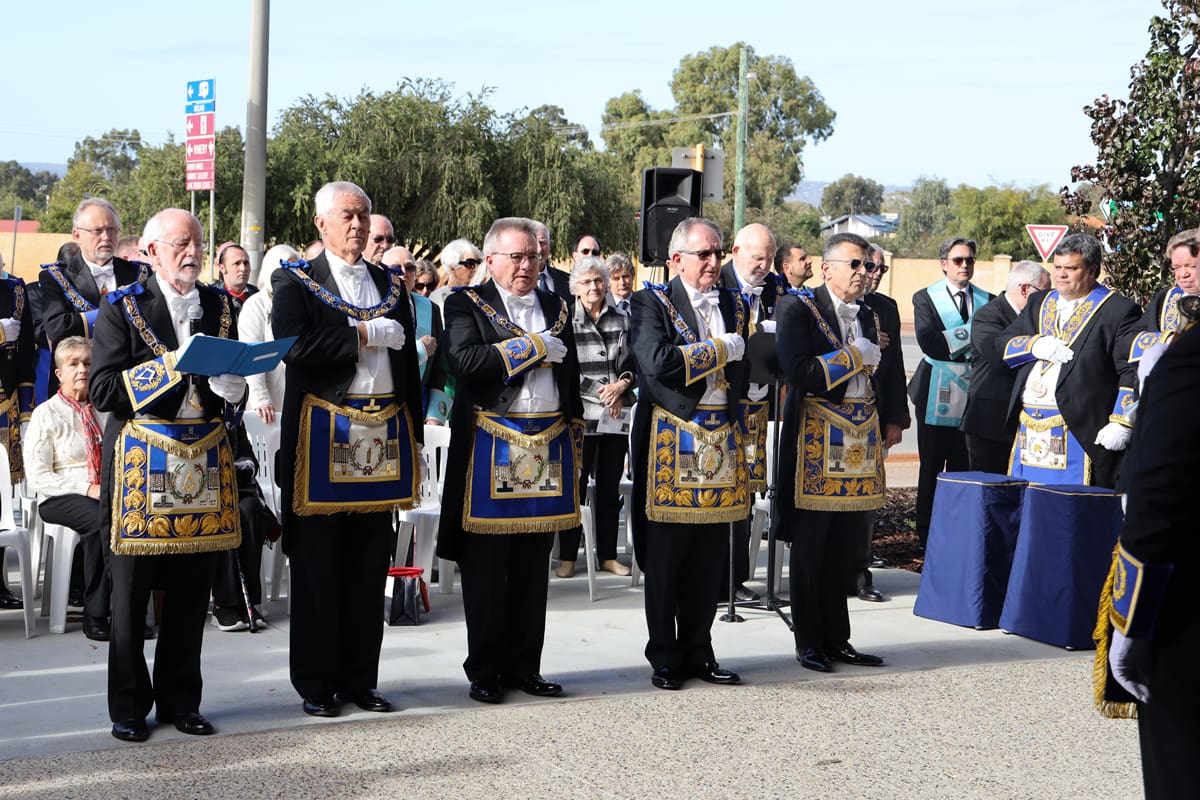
314, 181, 371, 218
72, 197, 121, 230
568, 255, 608, 291
1007, 260, 1050, 291
260, 244, 300, 296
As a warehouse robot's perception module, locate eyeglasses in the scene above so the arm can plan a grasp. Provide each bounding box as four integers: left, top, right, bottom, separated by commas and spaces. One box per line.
453, 258, 482, 270
74, 226, 119, 237
372, 235, 396, 245
679, 248, 727, 261
494, 252, 539, 264
155, 238, 208, 253
414, 282, 436, 292
577, 248, 601, 256
577, 277, 606, 287
825, 258, 879, 273
949, 256, 977, 267
875, 264, 889, 275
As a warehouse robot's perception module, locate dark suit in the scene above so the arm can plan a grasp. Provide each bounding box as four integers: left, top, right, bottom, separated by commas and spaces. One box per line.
90, 278, 235, 724
960, 295, 1019, 473
910, 282, 994, 541
436, 282, 582, 684
40, 253, 146, 345
629, 278, 750, 672
538, 265, 573, 304
271, 253, 423, 700
717, 263, 783, 593
1112, 323, 1200, 798
775, 284, 882, 652
1001, 287, 1140, 488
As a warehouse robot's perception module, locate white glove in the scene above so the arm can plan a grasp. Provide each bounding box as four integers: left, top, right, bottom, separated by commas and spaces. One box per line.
208, 373, 247, 403
1108, 630, 1150, 703
1031, 335, 1075, 364
758, 320, 777, 334
850, 337, 881, 367
1137, 341, 1168, 388
1095, 421, 1132, 451
0, 317, 19, 343
541, 334, 568, 364
363, 317, 406, 350
718, 333, 745, 362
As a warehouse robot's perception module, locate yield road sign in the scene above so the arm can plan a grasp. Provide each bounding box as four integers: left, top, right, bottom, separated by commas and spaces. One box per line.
1026, 225, 1069, 261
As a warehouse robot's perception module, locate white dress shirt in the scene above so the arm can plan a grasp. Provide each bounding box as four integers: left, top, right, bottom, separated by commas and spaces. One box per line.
84, 257, 116, 294
156, 275, 204, 420
326, 251, 394, 396
493, 283, 559, 413
832, 295, 870, 400
1022, 295, 1080, 407
684, 283, 728, 407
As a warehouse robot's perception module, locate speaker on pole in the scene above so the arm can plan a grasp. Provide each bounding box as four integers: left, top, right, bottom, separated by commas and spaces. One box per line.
638, 167, 703, 265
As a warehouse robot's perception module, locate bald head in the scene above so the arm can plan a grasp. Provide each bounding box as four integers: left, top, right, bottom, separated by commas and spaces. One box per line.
731, 223, 777, 286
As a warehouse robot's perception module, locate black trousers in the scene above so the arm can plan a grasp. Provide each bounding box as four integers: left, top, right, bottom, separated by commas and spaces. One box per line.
965, 433, 1013, 475
212, 494, 270, 609
557, 433, 627, 563
642, 520, 727, 671
108, 550, 216, 722
789, 508, 870, 652
285, 511, 391, 698
847, 510, 875, 594
1137, 616, 1200, 800
39, 494, 110, 621
457, 531, 555, 683
915, 419, 969, 543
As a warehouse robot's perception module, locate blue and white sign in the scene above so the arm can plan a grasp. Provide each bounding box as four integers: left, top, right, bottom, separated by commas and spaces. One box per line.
186, 79, 215, 102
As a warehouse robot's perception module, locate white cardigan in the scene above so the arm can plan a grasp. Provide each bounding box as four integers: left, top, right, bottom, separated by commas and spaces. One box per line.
238, 290, 286, 412
23, 393, 109, 498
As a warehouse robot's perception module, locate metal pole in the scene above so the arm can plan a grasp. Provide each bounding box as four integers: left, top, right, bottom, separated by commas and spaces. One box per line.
9, 205, 20, 273
733, 47, 749, 233
209, 189, 216, 283
241, 0, 269, 283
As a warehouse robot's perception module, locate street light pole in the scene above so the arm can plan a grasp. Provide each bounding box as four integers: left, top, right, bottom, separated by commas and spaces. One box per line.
733, 47, 749, 233
241, 0, 269, 281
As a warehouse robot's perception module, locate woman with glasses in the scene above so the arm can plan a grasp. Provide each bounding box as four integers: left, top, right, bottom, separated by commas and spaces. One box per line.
411, 261, 440, 298
430, 239, 484, 310
555, 257, 636, 578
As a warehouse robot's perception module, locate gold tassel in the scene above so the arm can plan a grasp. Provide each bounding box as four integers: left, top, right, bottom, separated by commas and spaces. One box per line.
474, 412, 566, 450
1093, 547, 1139, 719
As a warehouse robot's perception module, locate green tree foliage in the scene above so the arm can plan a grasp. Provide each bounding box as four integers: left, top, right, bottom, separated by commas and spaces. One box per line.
950, 184, 1067, 260
602, 43, 835, 218
1061, 0, 1200, 304
0, 161, 59, 220
820, 174, 884, 217
43, 129, 143, 231
893, 177, 953, 257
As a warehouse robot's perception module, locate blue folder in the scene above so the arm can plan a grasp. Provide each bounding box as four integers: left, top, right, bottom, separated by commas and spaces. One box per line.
174, 335, 297, 377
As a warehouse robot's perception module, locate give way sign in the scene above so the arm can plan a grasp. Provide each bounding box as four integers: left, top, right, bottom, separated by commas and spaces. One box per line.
1026, 224, 1069, 261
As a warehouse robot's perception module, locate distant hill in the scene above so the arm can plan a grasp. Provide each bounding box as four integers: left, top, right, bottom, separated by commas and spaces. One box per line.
21, 162, 67, 177
788, 180, 911, 211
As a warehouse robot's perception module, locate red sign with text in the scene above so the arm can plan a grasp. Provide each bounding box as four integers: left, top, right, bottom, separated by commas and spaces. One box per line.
186, 113, 215, 138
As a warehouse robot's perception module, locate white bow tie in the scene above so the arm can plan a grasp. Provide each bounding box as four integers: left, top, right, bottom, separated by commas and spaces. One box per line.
93, 266, 114, 282
508, 293, 536, 311
689, 289, 720, 311
837, 303, 860, 325
742, 284, 763, 298
168, 291, 200, 319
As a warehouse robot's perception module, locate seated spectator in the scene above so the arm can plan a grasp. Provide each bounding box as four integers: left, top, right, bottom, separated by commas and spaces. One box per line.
411, 260, 439, 299
23, 337, 111, 639
555, 256, 636, 578
239, 244, 297, 424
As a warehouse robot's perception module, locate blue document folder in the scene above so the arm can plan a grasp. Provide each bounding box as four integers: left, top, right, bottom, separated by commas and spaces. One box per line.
174, 335, 297, 377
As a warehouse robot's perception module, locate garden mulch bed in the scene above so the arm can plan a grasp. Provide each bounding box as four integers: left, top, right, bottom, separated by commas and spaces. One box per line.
873, 487, 923, 573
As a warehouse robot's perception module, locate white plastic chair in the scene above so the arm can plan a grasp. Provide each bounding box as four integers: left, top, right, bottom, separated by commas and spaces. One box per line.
39, 522, 79, 634
256, 427, 289, 603
0, 448, 36, 637
398, 425, 454, 593
15, 480, 43, 598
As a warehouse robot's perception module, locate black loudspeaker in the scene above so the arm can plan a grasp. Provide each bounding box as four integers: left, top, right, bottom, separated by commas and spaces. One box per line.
639, 168, 703, 265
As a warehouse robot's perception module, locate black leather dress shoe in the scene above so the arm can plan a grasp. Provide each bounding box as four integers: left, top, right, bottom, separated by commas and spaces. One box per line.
82, 616, 111, 642
338, 689, 394, 712
468, 678, 504, 704
503, 675, 563, 697
857, 586, 886, 602
690, 661, 741, 685
111, 718, 149, 742
0, 590, 23, 610
650, 666, 684, 690
302, 694, 340, 717
170, 712, 215, 735
829, 643, 884, 666
797, 647, 833, 672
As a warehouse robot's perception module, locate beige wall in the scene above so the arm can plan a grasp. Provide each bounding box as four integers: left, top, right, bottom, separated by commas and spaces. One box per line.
871, 254, 1014, 326
0, 231, 74, 282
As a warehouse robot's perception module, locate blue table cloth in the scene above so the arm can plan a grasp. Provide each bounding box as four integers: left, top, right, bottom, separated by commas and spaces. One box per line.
999, 483, 1123, 649
915, 472, 1028, 629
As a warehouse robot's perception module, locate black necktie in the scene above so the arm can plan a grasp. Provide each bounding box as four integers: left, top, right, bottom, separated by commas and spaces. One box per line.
954, 290, 968, 323
618, 299, 630, 314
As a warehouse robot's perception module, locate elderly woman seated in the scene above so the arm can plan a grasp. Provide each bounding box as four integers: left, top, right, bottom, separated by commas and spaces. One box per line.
555, 256, 636, 578
23, 337, 112, 640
